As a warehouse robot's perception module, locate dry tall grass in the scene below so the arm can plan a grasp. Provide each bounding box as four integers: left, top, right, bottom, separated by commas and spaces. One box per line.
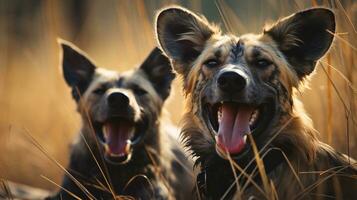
0, 0, 356, 193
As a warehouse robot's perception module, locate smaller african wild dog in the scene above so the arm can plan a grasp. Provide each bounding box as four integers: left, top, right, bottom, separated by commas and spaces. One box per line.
156, 6, 357, 200
46, 40, 194, 199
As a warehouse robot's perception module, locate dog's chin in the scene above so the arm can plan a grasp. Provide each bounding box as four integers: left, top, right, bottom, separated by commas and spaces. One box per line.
104, 152, 132, 165
204, 98, 275, 160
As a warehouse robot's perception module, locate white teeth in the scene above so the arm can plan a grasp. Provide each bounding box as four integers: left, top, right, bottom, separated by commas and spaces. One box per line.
243, 135, 247, 143
102, 126, 109, 142
249, 110, 259, 126
104, 143, 109, 152
217, 106, 222, 123
129, 128, 135, 139
125, 142, 131, 154
109, 152, 126, 157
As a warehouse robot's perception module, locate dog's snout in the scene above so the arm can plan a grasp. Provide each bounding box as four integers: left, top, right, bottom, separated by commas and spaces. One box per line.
108, 92, 129, 108
217, 71, 246, 92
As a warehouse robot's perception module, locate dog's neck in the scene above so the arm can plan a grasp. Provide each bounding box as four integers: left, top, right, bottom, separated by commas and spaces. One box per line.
272, 98, 319, 163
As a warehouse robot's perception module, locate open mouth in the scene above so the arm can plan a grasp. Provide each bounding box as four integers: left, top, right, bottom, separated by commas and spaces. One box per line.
95, 117, 145, 164
205, 101, 273, 158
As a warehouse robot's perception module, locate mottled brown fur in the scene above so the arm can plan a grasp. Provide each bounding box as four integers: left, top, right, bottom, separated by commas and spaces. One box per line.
156, 6, 357, 199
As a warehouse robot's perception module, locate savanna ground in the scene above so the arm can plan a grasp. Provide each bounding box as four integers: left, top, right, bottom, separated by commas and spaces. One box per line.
0, 0, 356, 193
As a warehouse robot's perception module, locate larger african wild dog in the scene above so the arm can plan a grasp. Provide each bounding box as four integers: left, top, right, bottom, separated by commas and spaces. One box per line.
47, 40, 194, 199
156, 6, 357, 200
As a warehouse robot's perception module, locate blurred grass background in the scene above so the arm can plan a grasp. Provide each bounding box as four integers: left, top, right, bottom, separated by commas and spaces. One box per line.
0, 0, 356, 190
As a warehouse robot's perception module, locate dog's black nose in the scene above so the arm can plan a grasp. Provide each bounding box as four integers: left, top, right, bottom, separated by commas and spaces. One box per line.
108, 92, 129, 107
217, 71, 246, 92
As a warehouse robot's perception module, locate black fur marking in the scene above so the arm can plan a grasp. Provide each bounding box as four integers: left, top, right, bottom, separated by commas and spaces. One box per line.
116, 77, 124, 88
268, 66, 280, 83
251, 46, 261, 58
61, 43, 96, 101
266, 8, 335, 78
214, 49, 222, 59
140, 47, 175, 100
230, 40, 244, 62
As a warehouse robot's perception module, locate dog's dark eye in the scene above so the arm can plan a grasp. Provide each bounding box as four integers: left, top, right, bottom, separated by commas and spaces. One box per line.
204, 59, 220, 68
93, 87, 107, 95
255, 59, 271, 68
133, 87, 147, 96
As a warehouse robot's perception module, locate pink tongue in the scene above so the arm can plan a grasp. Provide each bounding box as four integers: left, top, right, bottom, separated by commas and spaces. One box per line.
104, 121, 133, 156
217, 103, 254, 154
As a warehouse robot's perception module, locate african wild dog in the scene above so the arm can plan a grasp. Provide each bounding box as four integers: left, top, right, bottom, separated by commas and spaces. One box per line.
156, 6, 357, 199
47, 40, 194, 199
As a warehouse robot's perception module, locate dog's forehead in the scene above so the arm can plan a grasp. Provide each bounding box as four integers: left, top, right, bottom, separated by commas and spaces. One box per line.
121, 69, 157, 93
201, 33, 272, 62
95, 68, 152, 88
121, 70, 146, 85
90, 68, 119, 86
225, 33, 280, 62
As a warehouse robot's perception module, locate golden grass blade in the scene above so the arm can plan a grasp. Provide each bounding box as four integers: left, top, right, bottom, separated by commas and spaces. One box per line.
215, 0, 234, 33
327, 30, 357, 51
195, 180, 203, 200
294, 164, 355, 200
319, 62, 356, 159
145, 146, 174, 198
319, 62, 357, 125
220, 157, 267, 199
221, 117, 295, 199
335, 0, 357, 34
274, 148, 304, 190
248, 134, 272, 199
76, 87, 116, 199
239, 117, 295, 188
319, 60, 357, 94
78, 132, 115, 194
41, 175, 82, 200
258, 117, 295, 154
270, 179, 279, 200
215, 0, 247, 34
115, 195, 135, 200
326, 53, 333, 144
20, 127, 95, 200
226, 152, 241, 200
0, 179, 13, 200
93, 178, 111, 193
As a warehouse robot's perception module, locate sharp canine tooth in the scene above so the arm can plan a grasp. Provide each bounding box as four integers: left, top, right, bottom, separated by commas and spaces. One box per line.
243, 135, 247, 142
249, 109, 259, 125
104, 143, 110, 153
102, 126, 109, 141
218, 107, 222, 123
129, 128, 135, 138
125, 142, 131, 154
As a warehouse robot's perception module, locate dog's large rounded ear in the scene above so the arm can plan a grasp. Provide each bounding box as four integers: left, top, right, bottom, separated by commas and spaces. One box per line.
140, 47, 175, 100
156, 7, 216, 75
264, 8, 335, 79
59, 40, 96, 101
